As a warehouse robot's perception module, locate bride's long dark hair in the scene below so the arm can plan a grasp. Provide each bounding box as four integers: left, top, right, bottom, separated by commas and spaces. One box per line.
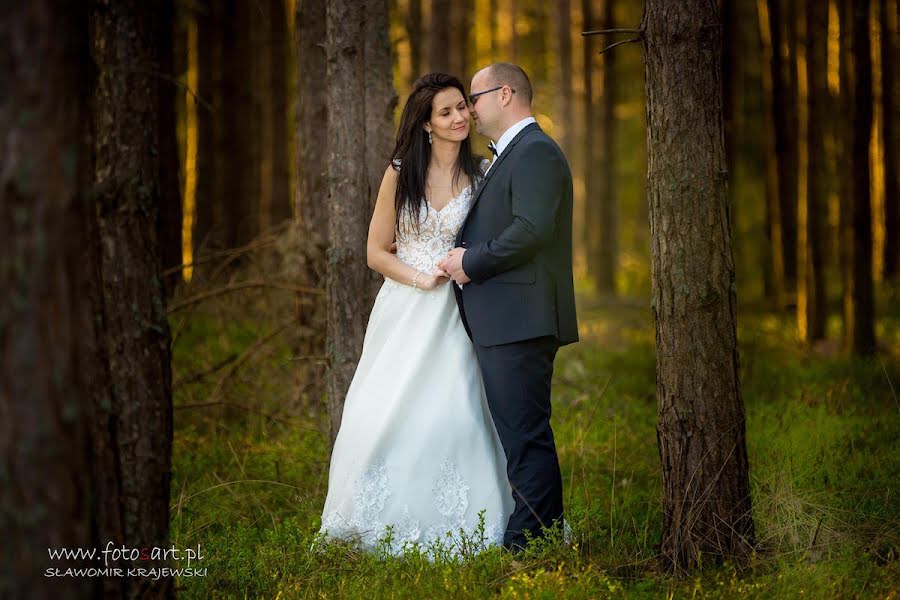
390, 73, 483, 235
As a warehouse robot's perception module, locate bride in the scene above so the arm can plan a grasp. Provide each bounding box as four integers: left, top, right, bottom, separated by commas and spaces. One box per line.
317, 73, 514, 556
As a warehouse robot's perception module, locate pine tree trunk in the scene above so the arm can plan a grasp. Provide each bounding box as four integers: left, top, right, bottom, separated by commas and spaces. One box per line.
597, 0, 618, 294
157, 0, 184, 297
839, 0, 876, 354
408, 0, 423, 85
222, 0, 260, 251
1, 4, 99, 597
644, 0, 755, 571
195, 0, 224, 259
720, 0, 740, 273
553, 0, 573, 157
325, 0, 397, 444
582, 0, 600, 286
295, 0, 329, 408
430, 0, 451, 71
798, 0, 828, 343
270, 0, 293, 227
780, 0, 800, 292
882, 0, 899, 280
757, 0, 787, 308
90, 1, 175, 596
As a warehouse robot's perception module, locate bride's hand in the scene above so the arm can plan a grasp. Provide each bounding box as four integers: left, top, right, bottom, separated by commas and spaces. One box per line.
419, 269, 450, 291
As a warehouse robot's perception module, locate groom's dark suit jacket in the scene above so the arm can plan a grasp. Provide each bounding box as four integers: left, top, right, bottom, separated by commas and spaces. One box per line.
453, 122, 578, 347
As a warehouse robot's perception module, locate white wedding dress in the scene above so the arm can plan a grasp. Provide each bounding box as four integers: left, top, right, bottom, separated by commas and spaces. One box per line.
318, 182, 514, 557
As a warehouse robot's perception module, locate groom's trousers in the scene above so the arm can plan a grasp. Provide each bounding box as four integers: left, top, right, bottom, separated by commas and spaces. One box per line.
474, 335, 563, 549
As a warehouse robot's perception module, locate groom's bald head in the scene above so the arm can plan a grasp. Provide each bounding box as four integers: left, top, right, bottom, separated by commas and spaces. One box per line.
479, 62, 533, 105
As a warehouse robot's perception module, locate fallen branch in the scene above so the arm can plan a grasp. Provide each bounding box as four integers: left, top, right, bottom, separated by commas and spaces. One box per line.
167, 281, 324, 314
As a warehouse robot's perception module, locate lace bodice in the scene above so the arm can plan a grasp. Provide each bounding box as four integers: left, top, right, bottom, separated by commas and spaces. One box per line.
394, 186, 474, 273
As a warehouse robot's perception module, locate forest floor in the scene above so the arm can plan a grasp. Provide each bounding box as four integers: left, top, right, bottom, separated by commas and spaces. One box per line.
168, 281, 900, 599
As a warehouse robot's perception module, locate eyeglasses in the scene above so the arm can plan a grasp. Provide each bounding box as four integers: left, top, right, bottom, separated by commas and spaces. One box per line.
468, 85, 516, 106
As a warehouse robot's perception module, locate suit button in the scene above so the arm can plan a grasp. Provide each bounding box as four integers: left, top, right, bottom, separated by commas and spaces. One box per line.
462, 241, 467, 246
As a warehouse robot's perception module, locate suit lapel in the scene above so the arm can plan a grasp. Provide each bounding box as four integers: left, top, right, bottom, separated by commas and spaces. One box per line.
460, 122, 541, 237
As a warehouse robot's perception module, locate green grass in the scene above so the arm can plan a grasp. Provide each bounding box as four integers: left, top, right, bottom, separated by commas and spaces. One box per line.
168, 288, 899, 598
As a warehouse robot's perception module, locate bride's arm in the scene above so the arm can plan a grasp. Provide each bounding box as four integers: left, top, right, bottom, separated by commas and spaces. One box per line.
367, 166, 445, 289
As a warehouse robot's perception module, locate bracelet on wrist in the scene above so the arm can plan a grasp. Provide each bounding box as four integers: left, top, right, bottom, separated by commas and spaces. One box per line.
412, 270, 423, 290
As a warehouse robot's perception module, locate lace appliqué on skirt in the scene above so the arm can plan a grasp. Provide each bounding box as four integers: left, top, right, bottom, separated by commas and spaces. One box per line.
320, 457, 506, 556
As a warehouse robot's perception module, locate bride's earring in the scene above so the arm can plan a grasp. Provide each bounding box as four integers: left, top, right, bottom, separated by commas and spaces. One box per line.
427, 130, 432, 145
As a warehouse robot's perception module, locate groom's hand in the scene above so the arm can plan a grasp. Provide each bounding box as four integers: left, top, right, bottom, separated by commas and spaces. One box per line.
438, 248, 471, 284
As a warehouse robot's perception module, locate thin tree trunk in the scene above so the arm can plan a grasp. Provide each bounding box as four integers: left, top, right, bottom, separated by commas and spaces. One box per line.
270, 0, 293, 227
553, 0, 573, 157
490, 0, 499, 61
839, 0, 876, 354
798, 0, 828, 343
597, 0, 618, 294
222, 0, 260, 250
582, 0, 599, 286
295, 0, 329, 407
756, 0, 786, 308
430, 0, 451, 72
1, 4, 99, 597
644, 0, 755, 572
195, 0, 223, 260
325, 0, 397, 445
882, 0, 899, 280
408, 0, 423, 84
90, 1, 175, 596
158, 0, 184, 297
780, 0, 800, 291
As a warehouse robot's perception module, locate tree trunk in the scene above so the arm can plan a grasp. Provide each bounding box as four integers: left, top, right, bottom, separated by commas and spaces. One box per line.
720, 0, 740, 272
582, 0, 599, 286
271, 0, 293, 227
882, 0, 899, 280
798, 0, 828, 343
429, 0, 451, 72
295, 0, 329, 407
756, 0, 787, 308
90, 1, 175, 596
325, 0, 397, 444
195, 0, 224, 260
1, 4, 100, 598
157, 0, 184, 297
552, 0, 573, 157
839, 0, 876, 354
597, 0, 618, 294
407, 0, 423, 85
643, 0, 755, 571
222, 0, 260, 251
780, 0, 800, 292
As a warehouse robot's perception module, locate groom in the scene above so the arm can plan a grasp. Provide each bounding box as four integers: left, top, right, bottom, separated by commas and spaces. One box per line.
438, 62, 578, 551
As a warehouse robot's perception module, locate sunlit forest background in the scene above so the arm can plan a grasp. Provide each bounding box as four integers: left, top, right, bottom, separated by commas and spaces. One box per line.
3, 0, 898, 598
171, 0, 899, 332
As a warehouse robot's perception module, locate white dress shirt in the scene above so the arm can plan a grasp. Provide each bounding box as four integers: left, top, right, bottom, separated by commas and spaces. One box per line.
485, 116, 537, 173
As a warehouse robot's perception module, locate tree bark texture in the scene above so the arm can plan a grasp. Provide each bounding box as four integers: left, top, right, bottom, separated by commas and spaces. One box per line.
325, 0, 397, 444
295, 0, 329, 407
839, 0, 876, 354
798, 0, 828, 343
757, 0, 787, 308
91, 2, 175, 596
597, 0, 618, 294
643, 0, 755, 572
1, 2, 99, 597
